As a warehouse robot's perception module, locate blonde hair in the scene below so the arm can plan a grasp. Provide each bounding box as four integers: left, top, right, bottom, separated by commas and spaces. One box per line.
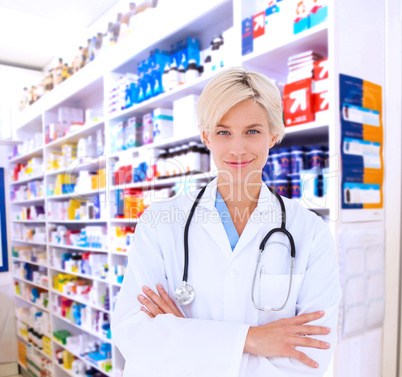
197, 67, 285, 144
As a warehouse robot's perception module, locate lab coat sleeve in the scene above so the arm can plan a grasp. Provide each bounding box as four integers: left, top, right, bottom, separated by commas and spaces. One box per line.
255, 217, 342, 376
111, 206, 250, 377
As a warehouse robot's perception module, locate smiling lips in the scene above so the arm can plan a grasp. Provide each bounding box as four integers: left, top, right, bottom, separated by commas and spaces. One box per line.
225, 160, 252, 168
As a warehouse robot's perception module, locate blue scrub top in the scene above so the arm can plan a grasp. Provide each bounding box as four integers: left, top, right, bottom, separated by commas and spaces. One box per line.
215, 190, 240, 251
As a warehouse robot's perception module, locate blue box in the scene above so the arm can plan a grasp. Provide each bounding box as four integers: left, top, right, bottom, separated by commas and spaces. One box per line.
150, 49, 170, 72
242, 17, 253, 56
293, 16, 310, 34
174, 37, 200, 69
310, 6, 327, 27
151, 69, 162, 97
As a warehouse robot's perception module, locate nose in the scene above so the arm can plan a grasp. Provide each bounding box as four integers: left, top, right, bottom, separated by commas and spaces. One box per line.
229, 135, 247, 158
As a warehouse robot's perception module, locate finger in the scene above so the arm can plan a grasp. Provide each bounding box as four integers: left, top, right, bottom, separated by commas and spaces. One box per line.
291, 311, 325, 325
289, 350, 319, 369
142, 286, 172, 314
156, 284, 184, 317
291, 336, 331, 350
294, 325, 331, 336
140, 306, 154, 318
138, 294, 163, 317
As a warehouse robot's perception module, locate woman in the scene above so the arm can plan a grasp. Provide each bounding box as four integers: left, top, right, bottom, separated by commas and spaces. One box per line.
112, 67, 342, 377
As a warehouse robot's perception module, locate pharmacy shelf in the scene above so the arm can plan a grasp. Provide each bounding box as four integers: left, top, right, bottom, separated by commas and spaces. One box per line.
52, 312, 111, 344
47, 188, 106, 200
46, 156, 106, 177
45, 120, 105, 149
50, 266, 110, 285
242, 22, 328, 75
15, 295, 49, 312
109, 71, 217, 122
54, 361, 108, 377
109, 218, 138, 224
0, 138, 23, 146
48, 219, 107, 224
10, 174, 44, 186
12, 257, 48, 268
9, 147, 44, 164
111, 251, 129, 256
48, 244, 108, 253
54, 362, 76, 377
111, 172, 215, 191
10, 198, 45, 205
12, 240, 47, 246
110, 132, 201, 161
111, 281, 122, 287
12, 220, 46, 224
17, 360, 29, 374
13, 275, 49, 291
50, 289, 110, 314
52, 340, 111, 377
17, 317, 51, 338
16, 105, 42, 130
17, 335, 52, 361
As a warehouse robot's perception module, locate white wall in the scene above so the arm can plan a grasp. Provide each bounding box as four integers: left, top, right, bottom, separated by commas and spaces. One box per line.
0, 64, 43, 140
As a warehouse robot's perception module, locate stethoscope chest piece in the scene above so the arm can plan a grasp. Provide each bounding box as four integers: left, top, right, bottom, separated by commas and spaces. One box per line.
175, 282, 195, 305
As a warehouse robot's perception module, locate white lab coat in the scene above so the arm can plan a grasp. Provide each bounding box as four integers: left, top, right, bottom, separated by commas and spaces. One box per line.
112, 177, 342, 377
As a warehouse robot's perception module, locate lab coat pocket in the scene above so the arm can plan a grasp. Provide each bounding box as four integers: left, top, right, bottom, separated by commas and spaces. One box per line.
257, 273, 304, 325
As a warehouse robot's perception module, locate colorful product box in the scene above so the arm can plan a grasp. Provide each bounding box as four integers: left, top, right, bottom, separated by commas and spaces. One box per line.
310, 0, 328, 27
152, 108, 173, 142
313, 58, 329, 113
142, 113, 153, 145
242, 17, 253, 56
294, 0, 310, 34
283, 78, 315, 126
173, 37, 200, 69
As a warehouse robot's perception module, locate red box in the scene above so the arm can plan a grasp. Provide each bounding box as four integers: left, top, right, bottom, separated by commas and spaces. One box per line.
314, 91, 329, 112
283, 78, 315, 126
314, 58, 329, 81
253, 11, 265, 39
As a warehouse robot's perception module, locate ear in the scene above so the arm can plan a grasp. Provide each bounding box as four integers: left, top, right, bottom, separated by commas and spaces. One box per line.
203, 131, 211, 150
268, 134, 279, 149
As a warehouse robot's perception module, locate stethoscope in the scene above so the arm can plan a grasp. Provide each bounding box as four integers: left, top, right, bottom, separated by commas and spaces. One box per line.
174, 183, 296, 313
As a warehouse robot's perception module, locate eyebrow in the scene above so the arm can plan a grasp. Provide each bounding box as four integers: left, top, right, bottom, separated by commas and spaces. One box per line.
216, 124, 264, 129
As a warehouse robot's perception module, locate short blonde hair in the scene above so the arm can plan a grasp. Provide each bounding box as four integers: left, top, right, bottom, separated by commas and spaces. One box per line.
197, 67, 285, 144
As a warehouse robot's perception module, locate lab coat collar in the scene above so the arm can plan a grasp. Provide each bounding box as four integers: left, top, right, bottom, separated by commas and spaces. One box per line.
197, 176, 278, 214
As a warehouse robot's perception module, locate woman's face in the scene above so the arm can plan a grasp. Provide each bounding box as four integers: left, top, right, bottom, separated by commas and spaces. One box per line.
203, 99, 278, 183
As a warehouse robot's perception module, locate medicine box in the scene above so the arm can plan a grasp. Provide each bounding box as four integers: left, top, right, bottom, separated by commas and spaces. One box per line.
142, 113, 153, 145
283, 78, 315, 126
173, 95, 199, 137
152, 108, 173, 142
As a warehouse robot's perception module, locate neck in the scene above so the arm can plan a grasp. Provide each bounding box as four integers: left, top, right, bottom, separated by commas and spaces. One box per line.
216, 175, 263, 209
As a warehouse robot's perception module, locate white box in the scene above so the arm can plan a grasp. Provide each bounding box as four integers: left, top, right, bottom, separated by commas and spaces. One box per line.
173, 95, 199, 137
152, 108, 173, 142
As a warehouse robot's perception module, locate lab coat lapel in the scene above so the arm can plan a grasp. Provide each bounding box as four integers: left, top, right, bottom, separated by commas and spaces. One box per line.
197, 177, 233, 257
199, 211, 233, 258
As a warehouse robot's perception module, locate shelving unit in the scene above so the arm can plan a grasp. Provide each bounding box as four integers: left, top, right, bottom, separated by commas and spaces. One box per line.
8, 1, 382, 376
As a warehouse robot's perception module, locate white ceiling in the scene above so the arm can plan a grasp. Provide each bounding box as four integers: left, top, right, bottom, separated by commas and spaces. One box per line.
0, 0, 122, 71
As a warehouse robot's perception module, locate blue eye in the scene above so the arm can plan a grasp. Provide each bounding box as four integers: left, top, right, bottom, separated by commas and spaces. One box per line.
217, 131, 229, 135
248, 130, 259, 134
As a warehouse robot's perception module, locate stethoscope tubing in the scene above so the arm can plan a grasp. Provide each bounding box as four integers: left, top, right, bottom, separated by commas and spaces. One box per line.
178, 183, 296, 311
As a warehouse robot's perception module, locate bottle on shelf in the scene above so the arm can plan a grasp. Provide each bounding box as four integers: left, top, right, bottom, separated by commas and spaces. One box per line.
167, 59, 179, 91
185, 59, 199, 82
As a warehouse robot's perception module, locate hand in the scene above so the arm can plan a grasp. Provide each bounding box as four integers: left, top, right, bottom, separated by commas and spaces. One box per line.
138, 284, 184, 318
244, 311, 331, 369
